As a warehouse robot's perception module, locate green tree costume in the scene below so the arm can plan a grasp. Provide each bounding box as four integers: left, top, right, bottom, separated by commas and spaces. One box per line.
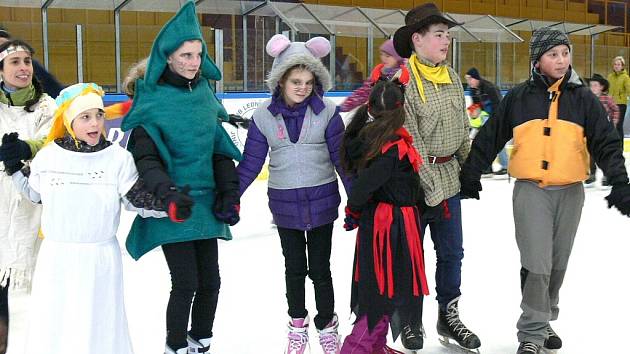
122, 1, 241, 260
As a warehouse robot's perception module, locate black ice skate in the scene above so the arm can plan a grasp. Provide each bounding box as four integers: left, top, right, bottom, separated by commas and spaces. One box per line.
516, 341, 541, 354
400, 324, 425, 352
543, 325, 562, 350
437, 297, 481, 353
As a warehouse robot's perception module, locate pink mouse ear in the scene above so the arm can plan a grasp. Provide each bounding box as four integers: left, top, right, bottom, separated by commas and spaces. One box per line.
305, 37, 331, 58
266, 34, 291, 57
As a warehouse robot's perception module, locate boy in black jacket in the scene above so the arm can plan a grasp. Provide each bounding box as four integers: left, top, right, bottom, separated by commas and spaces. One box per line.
460, 27, 630, 354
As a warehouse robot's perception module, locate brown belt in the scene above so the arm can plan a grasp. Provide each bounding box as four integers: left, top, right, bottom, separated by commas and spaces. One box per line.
426, 155, 454, 164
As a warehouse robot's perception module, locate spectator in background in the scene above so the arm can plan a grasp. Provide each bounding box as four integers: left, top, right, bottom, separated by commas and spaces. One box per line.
465, 67, 508, 175
608, 56, 630, 142
340, 39, 406, 114
586, 73, 619, 186
0, 26, 63, 98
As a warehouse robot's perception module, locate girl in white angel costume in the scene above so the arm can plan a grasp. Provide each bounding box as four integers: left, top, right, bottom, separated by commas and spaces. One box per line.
11, 83, 166, 354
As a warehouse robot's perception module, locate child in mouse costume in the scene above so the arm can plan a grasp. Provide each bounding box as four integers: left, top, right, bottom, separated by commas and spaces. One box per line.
237, 33, 350, 354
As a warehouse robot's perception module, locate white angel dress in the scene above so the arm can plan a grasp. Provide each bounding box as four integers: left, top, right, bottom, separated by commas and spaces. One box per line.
13, 141, 165, 354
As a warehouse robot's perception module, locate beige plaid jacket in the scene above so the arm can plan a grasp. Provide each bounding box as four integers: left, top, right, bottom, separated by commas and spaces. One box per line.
403, 59, 470, 207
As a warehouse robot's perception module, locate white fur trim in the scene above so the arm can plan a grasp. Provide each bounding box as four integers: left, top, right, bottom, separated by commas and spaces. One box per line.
0, 267, 32, 289
266, 54, 331, 93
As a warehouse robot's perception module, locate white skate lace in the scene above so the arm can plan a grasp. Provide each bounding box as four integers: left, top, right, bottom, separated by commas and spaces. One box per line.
545, 325, 558, 338
403, 324, 425, 339
287, 331, 308, 352
520, 342, 540, 353
319, 331, 340, 354
445, 305, 474, 340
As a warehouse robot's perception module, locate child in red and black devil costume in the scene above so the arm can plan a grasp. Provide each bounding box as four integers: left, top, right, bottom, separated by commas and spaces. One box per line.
340, 79, 429, 354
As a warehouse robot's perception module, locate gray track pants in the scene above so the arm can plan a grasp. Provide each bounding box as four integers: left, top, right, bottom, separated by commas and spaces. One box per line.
512, 181, 584, 345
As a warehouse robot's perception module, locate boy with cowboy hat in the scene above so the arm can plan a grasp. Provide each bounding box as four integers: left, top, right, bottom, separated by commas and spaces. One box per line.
586, 73, 619, 185
392, 3, 481, 352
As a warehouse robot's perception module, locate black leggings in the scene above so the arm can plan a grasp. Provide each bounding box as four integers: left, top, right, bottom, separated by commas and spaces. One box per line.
617, 104, 626, 145
1, 279, 8, 354
162, 239, 220, 350
277, 223, 335, 330
0, 280, 7, 322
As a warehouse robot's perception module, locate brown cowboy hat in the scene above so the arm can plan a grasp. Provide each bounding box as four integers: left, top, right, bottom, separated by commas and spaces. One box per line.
587, 73, 610, 92
393, 3, 461, 59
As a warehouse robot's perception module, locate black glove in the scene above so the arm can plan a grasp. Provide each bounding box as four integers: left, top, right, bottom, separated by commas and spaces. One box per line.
3, 160, 24, 176
459, 169, 482, 200
213, 192, 240, 226
164, 185, 194, 223
418, 200, 446, 224
0, 133, 31, 165
227, 114, 251, 129
605, 183, 630, 216
343, 206, 360, 231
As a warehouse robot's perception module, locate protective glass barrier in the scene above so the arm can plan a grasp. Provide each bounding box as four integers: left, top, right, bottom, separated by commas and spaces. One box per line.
221, 23, 244, 91
294, 4, 387, 39
251, 2, 331, 37
82, 23, 116, 90
46, 22, 80, 86
241, 15, 276, 92
460, 42, 498, 86
49, 0, 124, 11
362, 8, 405, 37
591, 43, 630, 77
334, 35, 368, 91
197, 0, 265, 16
497, 39, 532, 89
0, 0, 39, 7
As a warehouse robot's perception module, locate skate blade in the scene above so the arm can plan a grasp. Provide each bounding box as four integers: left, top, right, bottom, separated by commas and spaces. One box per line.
540, 348, 558, 354
438, 336, 481, 354
398, 349, 419, 354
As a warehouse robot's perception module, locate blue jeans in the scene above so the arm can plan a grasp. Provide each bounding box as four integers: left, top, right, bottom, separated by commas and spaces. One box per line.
423, 194, 464, 308
405, 195, 464, 326
498, 148, 509, 169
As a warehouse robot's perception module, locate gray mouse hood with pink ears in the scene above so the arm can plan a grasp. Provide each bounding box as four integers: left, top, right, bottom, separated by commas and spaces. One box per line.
265, 34, 332, 93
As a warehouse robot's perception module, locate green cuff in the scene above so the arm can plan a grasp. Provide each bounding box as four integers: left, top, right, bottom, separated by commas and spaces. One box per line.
25, 137, 47, 159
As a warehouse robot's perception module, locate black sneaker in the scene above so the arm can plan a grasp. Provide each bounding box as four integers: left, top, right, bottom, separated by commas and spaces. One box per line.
400, 324, 424, 350
516, 341, 541, 353
543, 325, 562, 349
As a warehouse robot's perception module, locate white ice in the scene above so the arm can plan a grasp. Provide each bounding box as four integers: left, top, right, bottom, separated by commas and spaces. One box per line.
6, 169, 630, 354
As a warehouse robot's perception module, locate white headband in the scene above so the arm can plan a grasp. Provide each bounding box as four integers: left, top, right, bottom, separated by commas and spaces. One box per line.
0, 45, 28, 63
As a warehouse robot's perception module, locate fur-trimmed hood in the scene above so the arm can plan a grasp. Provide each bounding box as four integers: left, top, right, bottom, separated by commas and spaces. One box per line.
265, 34, 332, 93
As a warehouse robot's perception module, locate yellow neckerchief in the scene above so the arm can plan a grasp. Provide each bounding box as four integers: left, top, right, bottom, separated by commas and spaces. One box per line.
409, 53, 452, 103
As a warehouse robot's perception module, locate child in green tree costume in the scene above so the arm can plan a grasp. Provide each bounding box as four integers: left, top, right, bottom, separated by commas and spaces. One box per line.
121, 2, 242, 353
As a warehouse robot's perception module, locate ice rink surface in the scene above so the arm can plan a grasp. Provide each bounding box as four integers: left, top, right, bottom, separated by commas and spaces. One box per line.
6, 171, 630, 354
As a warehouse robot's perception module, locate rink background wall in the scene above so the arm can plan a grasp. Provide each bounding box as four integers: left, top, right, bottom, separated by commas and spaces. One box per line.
1, 0, 629, 92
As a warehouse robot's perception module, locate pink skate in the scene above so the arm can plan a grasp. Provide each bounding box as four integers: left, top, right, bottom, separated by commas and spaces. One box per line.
286, 316, 310, 354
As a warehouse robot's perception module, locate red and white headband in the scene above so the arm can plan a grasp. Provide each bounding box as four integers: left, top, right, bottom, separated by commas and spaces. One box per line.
0, 45, 29, 63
